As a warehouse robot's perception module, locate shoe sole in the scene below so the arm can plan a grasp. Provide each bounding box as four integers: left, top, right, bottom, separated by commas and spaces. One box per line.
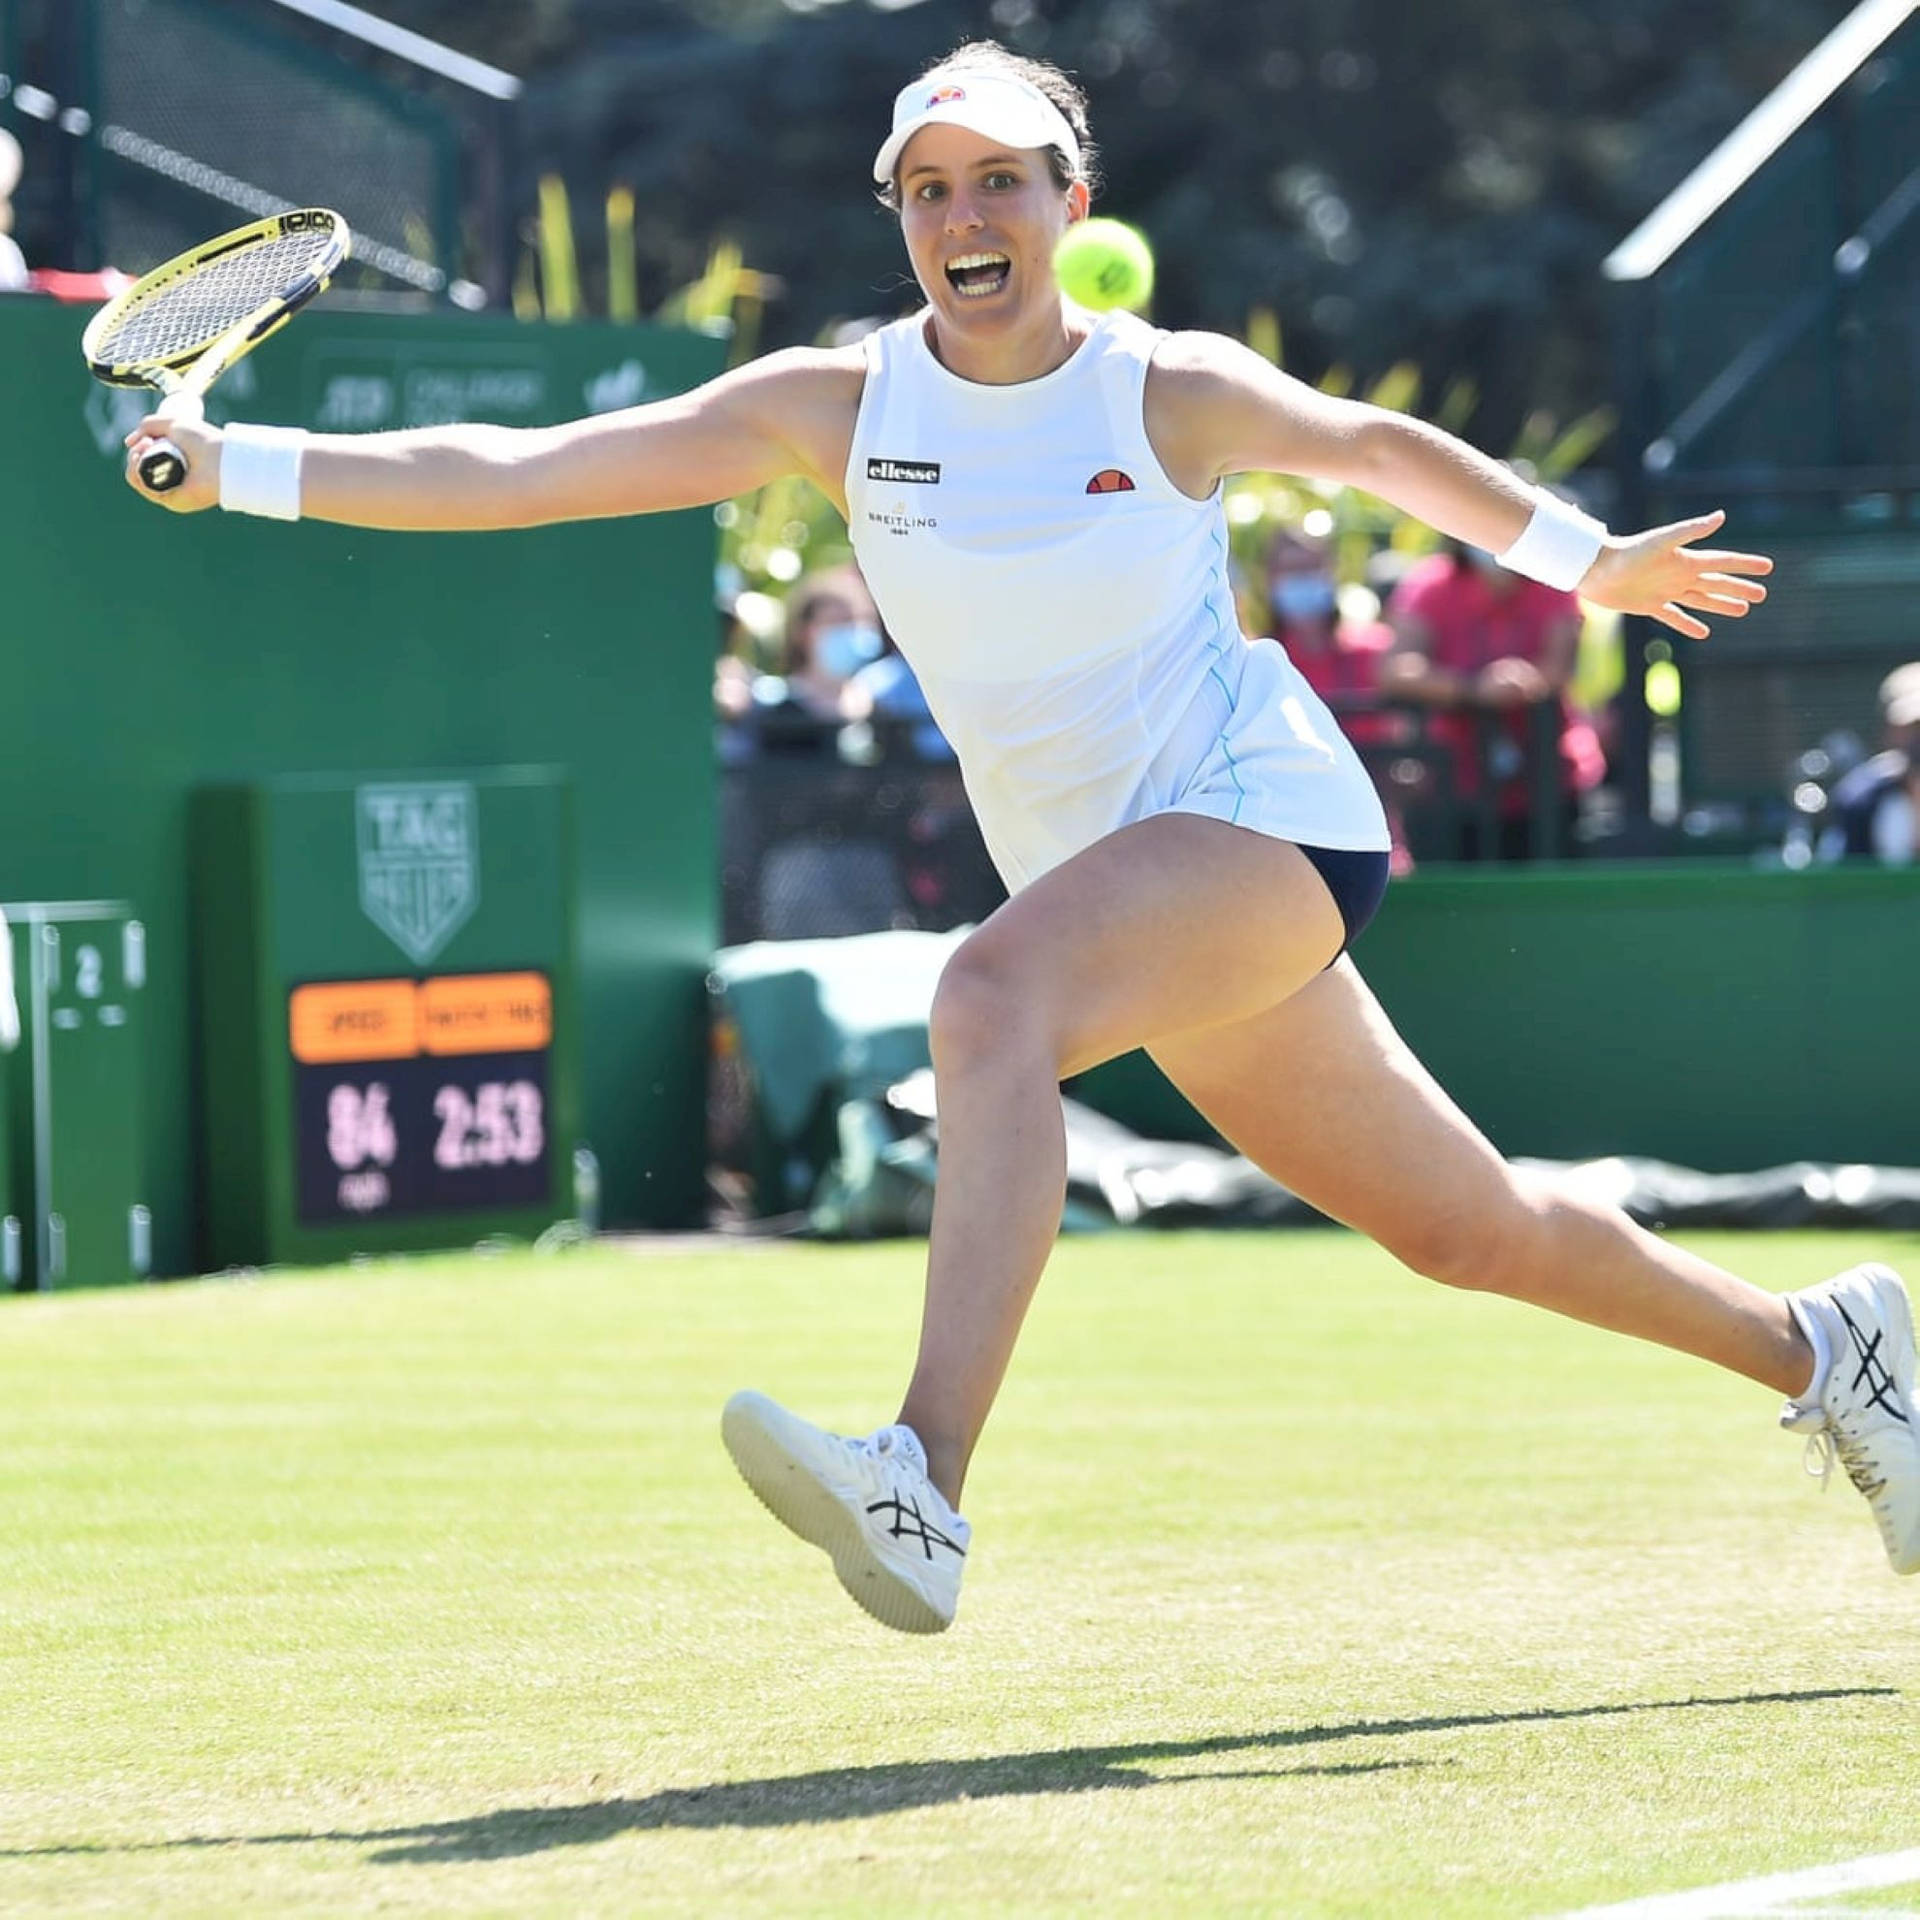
721, 1392, 952, 1634
1855, 1266, 1919, 1575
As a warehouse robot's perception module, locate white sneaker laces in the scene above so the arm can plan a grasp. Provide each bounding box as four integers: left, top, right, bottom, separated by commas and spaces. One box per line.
1801, 1424, 1889, 1503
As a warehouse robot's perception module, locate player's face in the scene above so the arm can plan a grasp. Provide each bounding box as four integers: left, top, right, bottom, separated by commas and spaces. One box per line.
895, 123, 1086, 335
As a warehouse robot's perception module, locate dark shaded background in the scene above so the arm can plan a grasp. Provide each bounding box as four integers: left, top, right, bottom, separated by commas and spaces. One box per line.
338, 0, 1854, 442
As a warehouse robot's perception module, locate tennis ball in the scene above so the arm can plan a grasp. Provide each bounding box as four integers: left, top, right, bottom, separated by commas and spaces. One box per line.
1645, 658, 1683, 717
1053, 218, 1156, 313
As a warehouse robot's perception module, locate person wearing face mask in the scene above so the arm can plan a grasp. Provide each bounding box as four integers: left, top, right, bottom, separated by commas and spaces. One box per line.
1382, 531, 1604, 860
1263, 527, 1398, 751
778, 566, 885, 726
742, 565, 885, 755
843, 621, 955, 763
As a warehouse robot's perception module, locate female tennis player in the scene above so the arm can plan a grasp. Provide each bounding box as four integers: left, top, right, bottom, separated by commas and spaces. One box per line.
126, 42, 1917, 1634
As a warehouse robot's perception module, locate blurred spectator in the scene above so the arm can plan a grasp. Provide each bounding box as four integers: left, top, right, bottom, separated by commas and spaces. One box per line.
1382, 539, 1604, 860
718, 562, 883, 759
843, 626, 954, 762
1819, 662, 1920, 865
1262, 527, 1399, 748
779, 565, 884, 724
0, 131, 29, 292
1265, 525, 1419, 873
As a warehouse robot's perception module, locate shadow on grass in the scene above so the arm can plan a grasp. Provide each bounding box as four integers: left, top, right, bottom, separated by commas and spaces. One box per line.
8, 1688, 1892, 1865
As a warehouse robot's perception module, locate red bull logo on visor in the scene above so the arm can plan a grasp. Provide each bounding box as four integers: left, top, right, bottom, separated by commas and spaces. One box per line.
926, 85, 967, 104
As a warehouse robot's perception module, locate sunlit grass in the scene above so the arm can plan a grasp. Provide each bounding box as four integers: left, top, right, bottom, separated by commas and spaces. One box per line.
2, 1229, 1916, 1916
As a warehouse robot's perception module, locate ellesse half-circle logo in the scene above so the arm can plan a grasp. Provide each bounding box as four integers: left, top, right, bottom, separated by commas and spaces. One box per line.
1085, 469, 1136, 494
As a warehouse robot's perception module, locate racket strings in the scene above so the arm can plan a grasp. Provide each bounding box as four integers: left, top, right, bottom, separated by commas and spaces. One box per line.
95, 228, 338, 367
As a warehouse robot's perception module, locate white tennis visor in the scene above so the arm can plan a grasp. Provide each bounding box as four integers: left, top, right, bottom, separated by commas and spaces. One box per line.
872, 70, 1082, 186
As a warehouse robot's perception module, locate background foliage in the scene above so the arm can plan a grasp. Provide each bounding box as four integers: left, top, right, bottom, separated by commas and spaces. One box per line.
207, 0, 1850, 606
361, 0, 1852, 443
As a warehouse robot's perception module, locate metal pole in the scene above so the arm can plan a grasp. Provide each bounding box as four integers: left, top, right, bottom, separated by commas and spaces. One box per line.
1610, 274, 1656, 830
1529, 698, 1562, 861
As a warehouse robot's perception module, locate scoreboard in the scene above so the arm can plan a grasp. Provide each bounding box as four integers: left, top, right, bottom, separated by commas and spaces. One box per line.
290, 970, 553, 1223
194, 770, 579, 1267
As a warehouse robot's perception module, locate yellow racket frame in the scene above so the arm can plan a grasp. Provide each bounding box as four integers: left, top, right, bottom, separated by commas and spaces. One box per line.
82, 208, 351, 492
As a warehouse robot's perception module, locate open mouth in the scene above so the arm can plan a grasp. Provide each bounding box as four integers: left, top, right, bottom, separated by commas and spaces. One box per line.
945, 251, 1011, 299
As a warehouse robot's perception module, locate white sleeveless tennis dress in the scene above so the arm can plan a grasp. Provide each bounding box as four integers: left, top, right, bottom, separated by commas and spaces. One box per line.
845, 309, 1389, 892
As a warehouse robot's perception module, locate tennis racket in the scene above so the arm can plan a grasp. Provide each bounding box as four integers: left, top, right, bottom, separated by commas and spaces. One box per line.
81, 207, 351, 493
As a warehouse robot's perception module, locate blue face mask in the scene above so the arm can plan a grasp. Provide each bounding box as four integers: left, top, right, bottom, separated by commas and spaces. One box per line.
814, 621, 883, 679
1270, 576, 1338, 624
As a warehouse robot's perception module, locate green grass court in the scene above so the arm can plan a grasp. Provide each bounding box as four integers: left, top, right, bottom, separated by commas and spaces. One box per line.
3, 1229, 1917, 1916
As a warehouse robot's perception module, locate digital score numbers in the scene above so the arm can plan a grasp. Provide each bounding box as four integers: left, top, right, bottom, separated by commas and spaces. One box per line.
289, 971, 553, 1223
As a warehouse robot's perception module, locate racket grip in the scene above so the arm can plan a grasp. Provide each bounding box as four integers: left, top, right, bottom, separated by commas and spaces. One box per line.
139, 439, 188, 492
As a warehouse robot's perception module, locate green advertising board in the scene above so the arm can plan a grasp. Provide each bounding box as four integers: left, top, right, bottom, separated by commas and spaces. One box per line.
4, 902, 149, 1290
0, 297, 725, 1274
195, 769, 578, 1266
0, 913, 14, 1285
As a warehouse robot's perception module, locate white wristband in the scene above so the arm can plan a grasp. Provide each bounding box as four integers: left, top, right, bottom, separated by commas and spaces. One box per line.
218, 423, 308, 522
1496, 492, 1607, 592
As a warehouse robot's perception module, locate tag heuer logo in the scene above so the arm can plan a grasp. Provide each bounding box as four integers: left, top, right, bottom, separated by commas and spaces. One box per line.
867, 456, 941, 484
356, 782, 479, 965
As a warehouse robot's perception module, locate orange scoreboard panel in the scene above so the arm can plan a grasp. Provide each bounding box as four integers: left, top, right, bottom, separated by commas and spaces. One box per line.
289, 972, 554, 1223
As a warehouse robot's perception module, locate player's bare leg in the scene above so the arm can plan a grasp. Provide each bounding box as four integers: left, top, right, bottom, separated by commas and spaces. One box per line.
725, 813, 1349, 1627
893, 814, 1346, 1505
1149, 964, 1920, 1572
1148, 959, 1813, 1392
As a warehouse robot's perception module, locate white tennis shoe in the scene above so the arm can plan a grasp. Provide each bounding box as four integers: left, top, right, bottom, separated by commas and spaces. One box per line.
721, 1391, 970, 1633
1781, 1264, 1920, 1574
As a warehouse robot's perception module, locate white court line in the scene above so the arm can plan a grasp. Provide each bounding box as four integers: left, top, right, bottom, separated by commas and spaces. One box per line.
1557, 1847, 1920, 1918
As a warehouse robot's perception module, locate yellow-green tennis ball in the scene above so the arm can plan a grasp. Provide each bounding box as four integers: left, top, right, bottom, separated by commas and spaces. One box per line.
1645, 658, 1683, 717
1053, 218, 1155, 312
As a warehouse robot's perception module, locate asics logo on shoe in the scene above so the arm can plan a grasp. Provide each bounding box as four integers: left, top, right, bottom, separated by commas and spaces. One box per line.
1838, 1303, 1908, 1422
866, 1494, 967, 1562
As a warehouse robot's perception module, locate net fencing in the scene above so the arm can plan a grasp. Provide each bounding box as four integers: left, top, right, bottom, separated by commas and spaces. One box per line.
717, 713, 1532, 952
90, 0, 455, 295
719, 739, 1006, 948
1630, 15, 1920, 480
1615, 8, 1920, 812
1, 0, 510, 300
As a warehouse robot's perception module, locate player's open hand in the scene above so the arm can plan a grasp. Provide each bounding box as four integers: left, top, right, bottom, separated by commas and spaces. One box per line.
1578, 510, 1772, 640
123, 404, 221, 513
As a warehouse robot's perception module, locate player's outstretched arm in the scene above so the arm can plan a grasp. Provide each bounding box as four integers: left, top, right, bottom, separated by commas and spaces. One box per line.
1150, 332, 1772, 638
121, 347, 857, 529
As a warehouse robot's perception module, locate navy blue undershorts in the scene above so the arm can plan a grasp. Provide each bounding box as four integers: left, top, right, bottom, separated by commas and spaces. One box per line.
1298, 844, 1392, 955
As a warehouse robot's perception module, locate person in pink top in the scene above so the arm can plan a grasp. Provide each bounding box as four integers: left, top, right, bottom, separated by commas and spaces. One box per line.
1384, 538, 1606, 860
1263, 527, 1399, 749
1264, 526, 1419, 871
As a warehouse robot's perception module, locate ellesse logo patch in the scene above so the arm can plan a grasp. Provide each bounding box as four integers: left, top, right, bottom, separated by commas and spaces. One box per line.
868, 457, 941, 484
1085, 469, 1136, 494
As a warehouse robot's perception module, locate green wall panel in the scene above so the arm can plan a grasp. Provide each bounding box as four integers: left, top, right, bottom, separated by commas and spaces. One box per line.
1358, 863, 1920, 1170
0, 296, 726, 1271
3, 902, 148, 1289
1074, 862, 1920, 1174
